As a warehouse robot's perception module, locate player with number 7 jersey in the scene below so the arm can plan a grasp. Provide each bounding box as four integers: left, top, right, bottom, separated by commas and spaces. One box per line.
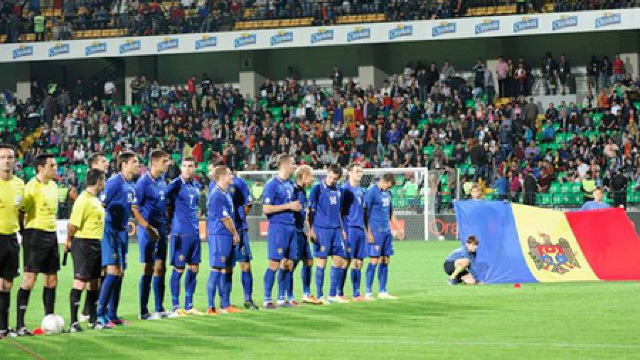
166, 158, 202, 316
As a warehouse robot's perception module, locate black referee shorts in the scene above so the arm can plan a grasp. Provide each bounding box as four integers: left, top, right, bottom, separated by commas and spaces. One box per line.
23, 229, 60, 274
0, 234, 19, 280
71, 238, 102, 280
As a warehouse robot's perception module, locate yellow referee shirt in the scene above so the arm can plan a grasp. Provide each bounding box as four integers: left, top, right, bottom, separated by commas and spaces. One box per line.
22, 178, 59, 232
0, 175, 25, 235
69, 191, 105, 240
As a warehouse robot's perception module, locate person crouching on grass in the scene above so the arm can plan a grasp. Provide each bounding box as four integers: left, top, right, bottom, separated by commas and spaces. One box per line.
444, 236, 479, 285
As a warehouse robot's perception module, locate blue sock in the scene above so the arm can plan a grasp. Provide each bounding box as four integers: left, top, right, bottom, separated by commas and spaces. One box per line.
302, 264, 312, 296
108, 277, 123, 320
226, 272, 233, 301
351, 269, 361, 297
263, 268, 276, 302
329, 266, 339, 297
366, 263, 377, 294
152, 275, 165, 313
97, 274, 117, 318
184, 269, 196, 310
277, 268, 287, 301
170, 269, 183, 310
379, 263, 388, 293
241, 271, 253, 302
288, 262, 298, 301
139, 274, 152, 315
207, 270, 220, 309
316, 266, 325, 298
338, 268, 347, 296
220, 273, 231, 309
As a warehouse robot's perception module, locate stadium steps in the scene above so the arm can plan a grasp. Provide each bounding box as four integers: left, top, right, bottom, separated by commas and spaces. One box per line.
234, 18, 313, 30
335, 13, 386, 25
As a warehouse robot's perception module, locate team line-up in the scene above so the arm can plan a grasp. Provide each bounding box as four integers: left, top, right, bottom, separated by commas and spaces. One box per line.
0, 147, 437, 336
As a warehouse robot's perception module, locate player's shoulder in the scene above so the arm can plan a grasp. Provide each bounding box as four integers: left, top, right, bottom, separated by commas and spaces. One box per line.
10, 175, 25, 188
137, 173, 150, 184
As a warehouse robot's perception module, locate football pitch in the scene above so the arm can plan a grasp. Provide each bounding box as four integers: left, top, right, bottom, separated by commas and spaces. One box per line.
2, 241, 640, 359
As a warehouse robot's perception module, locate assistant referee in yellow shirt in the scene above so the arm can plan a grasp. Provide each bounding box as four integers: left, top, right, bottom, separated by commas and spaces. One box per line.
15, 153, 59, 336
0, 144, 24, 339
66, 169, 106, 332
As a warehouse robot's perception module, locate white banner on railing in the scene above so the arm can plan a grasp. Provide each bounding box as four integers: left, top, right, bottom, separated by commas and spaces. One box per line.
0, 9, 637, 63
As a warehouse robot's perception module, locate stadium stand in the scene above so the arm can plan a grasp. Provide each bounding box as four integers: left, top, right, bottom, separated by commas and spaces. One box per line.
2, 49, 640, 215
0, 0, 639, 43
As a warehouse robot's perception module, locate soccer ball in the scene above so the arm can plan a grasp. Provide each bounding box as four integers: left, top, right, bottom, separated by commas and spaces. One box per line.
438, 235, 445, 241
41, 314, 65, 334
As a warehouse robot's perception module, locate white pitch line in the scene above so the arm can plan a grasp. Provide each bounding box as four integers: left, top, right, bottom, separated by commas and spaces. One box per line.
93, 334, 640, 350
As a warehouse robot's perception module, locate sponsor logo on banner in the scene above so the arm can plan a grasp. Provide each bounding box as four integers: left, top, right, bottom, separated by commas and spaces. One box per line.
595, 12, 621, 28
513, 17, 539, 33
235, 33, 257, 48
13, 45, 33, 59
195, 35, 217, 50
48, 43, 70, 57
310, 28, 333, 43
270, 30, 293, 46
527, 233, 581, 274
552, 15, 578, 31
157, 37, 179, 52
475, 19, 499, 34
389, 24, 413, 40
347, 26, 370, 42
85, 41, 107, 56
432, 22, 456, 37
119, 39, 141, 54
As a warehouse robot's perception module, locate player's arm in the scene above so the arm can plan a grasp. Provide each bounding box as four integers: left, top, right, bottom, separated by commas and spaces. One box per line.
66, 200, 84, 251
217, 195, 240, 245
241, 181, 253, 215
262, 181, 299, 214
363, 188, 374, 243
389, 205, 405, 240
132, 178, 159, 240
165, 179, 179, 232
307, 184, 321, 241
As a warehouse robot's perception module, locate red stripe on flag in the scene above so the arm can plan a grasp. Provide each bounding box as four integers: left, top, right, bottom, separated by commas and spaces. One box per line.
565, 208, 640, 281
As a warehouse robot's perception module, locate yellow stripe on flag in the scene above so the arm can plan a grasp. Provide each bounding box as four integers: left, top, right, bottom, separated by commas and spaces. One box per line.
511, 204, 598, 282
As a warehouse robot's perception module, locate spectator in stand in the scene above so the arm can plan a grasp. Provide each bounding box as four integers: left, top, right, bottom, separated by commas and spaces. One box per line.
611, 54, 625, 85
601, 56, 612, 90
496, 56, 508, 99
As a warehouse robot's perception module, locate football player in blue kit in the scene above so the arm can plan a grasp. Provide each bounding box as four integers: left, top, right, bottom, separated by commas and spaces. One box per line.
261, 155, 301, 309
206, 165, 243, 314
340, 163, 368, 301
96, 152, 139, 329
364, 173, 404, 300
166, 157, 202, 316
132, 150, 170, 320
308, 165, 346, 304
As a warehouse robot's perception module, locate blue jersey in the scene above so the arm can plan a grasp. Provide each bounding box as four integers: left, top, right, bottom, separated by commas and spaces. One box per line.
102, 173, 136, 230
581, 201, 610, 211
293, 184, 308, 231
166, 177, 201, 237
230, 177, 252, 231
364, 184, 393, 232
341, 182, 365, 229
309, 181, 342, 229
134, 173, 167, 227
446, 247, 477, 277
262, 176, 295, 225
207, 186, 234, 237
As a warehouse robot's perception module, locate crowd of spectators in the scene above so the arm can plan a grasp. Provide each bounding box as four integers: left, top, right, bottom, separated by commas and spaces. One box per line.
2, 50, 640, 212
2, 0, 640, 43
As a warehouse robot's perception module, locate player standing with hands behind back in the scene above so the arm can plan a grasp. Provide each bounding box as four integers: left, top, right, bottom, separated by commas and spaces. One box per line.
16, 154, 59, 336
0, 144, 24, 338
364, 173, 404, 300
66, 169, 106, 332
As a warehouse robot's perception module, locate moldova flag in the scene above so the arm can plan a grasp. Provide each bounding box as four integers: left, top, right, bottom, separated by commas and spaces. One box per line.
454, 201, 640, 283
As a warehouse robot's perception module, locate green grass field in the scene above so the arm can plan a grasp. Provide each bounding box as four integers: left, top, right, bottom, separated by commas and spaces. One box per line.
2, 241, 640, 359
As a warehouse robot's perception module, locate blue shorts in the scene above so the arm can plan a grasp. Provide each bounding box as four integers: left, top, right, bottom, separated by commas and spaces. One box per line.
170, 234, 201, 267
291, 230, 313, 261
345, 227, 367, 260
313, 226, 345, 258
267, 223, 296, 261
101, 226, 128, 268
234, 229, 252, 263
209, 234, 235, 268
369, 229, 394, 257
138, 225, 167, 263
